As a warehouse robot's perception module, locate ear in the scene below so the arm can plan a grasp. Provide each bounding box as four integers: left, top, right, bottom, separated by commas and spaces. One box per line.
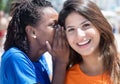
25, 25, 37, 38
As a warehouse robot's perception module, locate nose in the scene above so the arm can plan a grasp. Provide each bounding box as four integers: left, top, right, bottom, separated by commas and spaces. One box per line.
76, 28, 86, 37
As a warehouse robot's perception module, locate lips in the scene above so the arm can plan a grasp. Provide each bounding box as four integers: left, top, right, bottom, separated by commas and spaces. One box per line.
77, 39, 91, 46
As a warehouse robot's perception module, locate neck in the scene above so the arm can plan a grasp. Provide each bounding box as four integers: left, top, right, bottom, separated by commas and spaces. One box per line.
80, 54, 104, 76
28, 45, 46, 62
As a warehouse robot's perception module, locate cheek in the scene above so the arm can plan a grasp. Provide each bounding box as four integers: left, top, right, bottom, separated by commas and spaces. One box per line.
88, 28, 96, 34
89, 29, 100, 37
37, 28, 54, 43
89, 29, 100, 45
47, 29, 54, 42
66, 34, 74, 46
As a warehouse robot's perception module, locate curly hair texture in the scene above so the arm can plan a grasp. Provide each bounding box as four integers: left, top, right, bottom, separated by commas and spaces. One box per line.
4, 0, 52, 55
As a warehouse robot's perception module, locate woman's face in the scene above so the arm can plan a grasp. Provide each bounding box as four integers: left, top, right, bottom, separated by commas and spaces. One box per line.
65, 12, 100, 57
34, 7, 58, 50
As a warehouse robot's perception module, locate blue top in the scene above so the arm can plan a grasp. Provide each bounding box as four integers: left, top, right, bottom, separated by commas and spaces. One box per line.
40, 55, 51, 76
0, 47, 50, 84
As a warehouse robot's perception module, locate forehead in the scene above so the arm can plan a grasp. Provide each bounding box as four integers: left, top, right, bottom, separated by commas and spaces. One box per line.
36, 7, 58, 27
65, 12, 87, 26
66, 12, 86, 21
42, 7, 58, 19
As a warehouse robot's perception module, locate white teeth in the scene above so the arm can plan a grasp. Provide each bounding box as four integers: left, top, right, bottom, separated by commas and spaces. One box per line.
78, 40, 90, 46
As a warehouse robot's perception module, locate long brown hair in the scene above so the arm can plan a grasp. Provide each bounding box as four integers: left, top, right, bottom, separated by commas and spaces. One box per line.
58, 0, 120, 83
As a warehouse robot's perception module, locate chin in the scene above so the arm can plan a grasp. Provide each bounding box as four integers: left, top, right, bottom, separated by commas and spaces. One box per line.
80, 51, 95, 57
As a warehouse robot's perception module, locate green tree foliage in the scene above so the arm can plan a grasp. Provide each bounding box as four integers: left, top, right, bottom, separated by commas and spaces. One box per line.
0, 0, 15, 13
0, 0, 4, 10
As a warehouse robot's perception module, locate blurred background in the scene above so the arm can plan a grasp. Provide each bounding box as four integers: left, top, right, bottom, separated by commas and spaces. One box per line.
0, 0, 120, 59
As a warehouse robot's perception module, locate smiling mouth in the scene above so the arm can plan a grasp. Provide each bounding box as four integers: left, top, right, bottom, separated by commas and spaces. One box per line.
77, 39, 91, 46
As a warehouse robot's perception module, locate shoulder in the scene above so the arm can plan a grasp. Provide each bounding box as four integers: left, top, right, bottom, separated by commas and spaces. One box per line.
68, 64, 79, 70
2, 47, 29, 61
1, 47, 33, 69
67, 64, 80, 74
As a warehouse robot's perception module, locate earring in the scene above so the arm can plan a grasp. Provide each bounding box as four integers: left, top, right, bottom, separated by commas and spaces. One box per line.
32, 35, 36, 39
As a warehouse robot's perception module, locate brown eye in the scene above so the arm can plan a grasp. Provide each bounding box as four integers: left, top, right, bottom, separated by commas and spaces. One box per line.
84, 24, 90, 27
82, 23, 91, 30
49, 21, 58, 29
66, 27, 75, 32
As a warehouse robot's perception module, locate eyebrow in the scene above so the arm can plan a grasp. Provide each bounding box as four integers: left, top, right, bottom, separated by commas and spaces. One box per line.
66, 19, 89, 29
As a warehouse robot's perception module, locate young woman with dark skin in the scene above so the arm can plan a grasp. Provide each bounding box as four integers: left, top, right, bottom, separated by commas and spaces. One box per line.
58, 0, 120, 84
0, 0, 69, 84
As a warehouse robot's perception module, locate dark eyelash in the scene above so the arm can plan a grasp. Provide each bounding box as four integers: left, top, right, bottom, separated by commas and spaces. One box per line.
52, 21, 59, 28
67, 28, 74, 32
84, 23, 90, 26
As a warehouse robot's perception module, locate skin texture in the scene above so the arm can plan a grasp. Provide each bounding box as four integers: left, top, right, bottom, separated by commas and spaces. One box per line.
26, 7, 59, 61
65, 12, 100, 57
65, 12, 104, 76
58, 0, 120, 83
26, 7, 69, 84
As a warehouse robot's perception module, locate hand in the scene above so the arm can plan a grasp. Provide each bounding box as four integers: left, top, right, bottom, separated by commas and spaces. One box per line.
46, 26, 70, 65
